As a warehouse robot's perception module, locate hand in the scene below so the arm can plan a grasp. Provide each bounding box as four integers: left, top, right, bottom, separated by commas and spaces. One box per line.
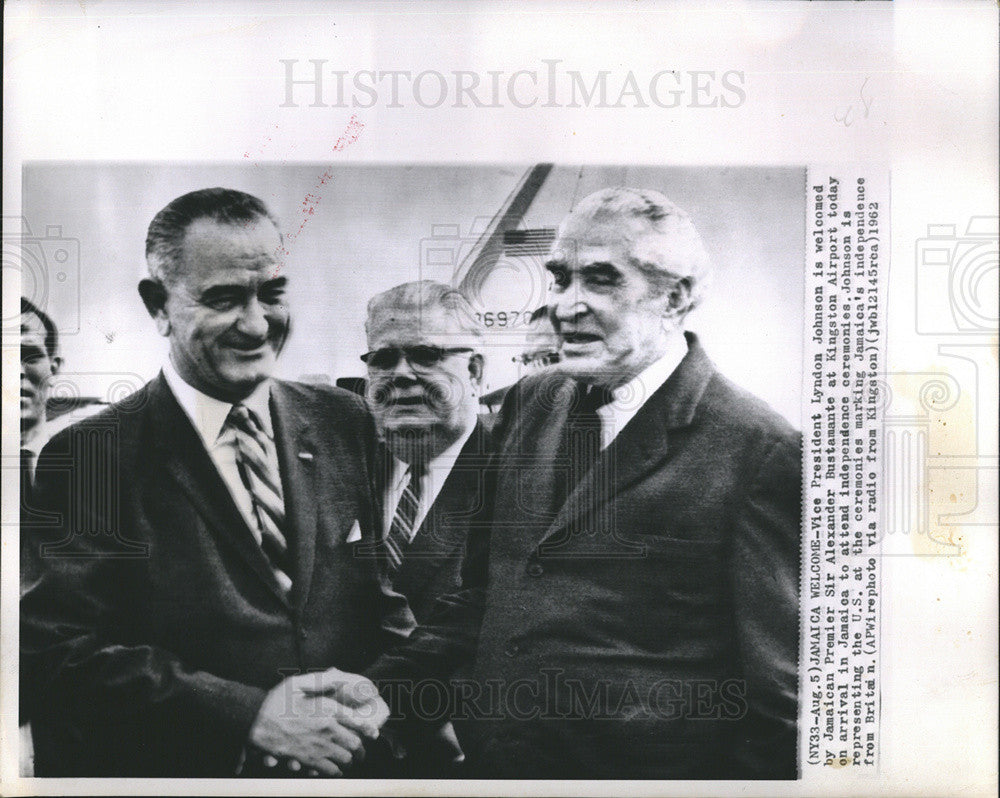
247, 669, 388, 777
436, 721, 465, 764
315, 666, 389, 734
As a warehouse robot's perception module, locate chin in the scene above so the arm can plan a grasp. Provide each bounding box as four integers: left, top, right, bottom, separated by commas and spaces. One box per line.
229, 366, 262, 378
553, 352, 605, 377
225, 349, 275, 373
382, 419, 434, 437
382, 424, 434, 456
216, 371, 271, 399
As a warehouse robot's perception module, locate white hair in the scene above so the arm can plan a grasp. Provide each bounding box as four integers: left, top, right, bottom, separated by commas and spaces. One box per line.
561, 187, 712, 311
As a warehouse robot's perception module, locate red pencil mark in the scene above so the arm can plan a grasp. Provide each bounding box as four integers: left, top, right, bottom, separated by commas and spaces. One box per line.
332, 114, 365, 151
245, 123, 283, 160
272, 115, 366, 275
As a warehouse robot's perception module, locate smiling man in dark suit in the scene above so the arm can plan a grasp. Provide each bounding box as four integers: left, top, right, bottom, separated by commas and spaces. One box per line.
367, 187, 801, 780
20, 187, 406, 777
361, 280, 493, 774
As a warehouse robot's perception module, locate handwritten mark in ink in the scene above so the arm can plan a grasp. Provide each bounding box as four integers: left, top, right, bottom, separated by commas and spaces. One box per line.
835, 77, 874, 128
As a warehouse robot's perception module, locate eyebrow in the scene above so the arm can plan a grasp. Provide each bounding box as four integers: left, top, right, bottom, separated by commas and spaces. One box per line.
199, 284, 244, 298
544, 259, 622, 274
200, 275, 287, 295
579, 261, 622, 277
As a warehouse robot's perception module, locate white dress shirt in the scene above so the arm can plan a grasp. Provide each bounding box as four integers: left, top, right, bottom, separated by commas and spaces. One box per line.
162, 360, 278, 544
382, 418, 477, 543
595, 332, 689, 450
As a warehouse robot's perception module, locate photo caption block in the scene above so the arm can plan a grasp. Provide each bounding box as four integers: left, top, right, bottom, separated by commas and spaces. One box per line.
803, 166, 888, 774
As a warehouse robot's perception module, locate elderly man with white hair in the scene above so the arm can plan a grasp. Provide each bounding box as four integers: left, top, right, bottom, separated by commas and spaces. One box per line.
367, 187, 801, 780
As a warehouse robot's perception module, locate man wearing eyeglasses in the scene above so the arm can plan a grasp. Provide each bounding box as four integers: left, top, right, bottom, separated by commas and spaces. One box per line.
360, 280, 493, 776
366, 189, 800, 779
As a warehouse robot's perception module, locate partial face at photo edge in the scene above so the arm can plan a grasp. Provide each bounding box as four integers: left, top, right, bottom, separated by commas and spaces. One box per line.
156, 217, 290, 403
21, 311, 58, 433
546, 213, 682, 387
364, 305, 481, 451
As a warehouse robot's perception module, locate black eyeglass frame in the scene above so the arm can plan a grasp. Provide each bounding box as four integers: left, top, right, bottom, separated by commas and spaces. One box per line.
360, 345, 475, 370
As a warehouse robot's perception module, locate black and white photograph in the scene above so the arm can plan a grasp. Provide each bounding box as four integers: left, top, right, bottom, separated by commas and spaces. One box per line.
3, 3, 997, 796
16, 163, 803, 779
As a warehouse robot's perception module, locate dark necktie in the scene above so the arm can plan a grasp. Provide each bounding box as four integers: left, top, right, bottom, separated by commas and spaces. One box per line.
384, 462, 425, 575
20, 448, 35, 512
554, 382, 615, 514
226, 404, 293, 593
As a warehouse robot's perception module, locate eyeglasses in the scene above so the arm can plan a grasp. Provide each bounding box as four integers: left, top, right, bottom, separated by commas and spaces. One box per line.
360, 345, 474, 370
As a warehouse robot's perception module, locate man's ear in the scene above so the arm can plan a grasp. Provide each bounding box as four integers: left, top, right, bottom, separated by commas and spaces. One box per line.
138, 279, 171, 337
662, 277, 694, 321
50, 355, 64, 377
468, 353, 485, 390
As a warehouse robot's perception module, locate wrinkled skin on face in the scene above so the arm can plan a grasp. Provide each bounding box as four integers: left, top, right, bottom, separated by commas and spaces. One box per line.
141, 218, 290, 403
545, 214, 690, 388
365, 306, 482, 463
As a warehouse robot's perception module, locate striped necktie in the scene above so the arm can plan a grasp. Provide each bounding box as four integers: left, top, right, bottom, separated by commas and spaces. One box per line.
227, 404, 292, 593
384, 463, 425, 575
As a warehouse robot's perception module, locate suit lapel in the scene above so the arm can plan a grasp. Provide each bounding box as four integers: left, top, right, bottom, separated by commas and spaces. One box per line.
540, 333, 716, 548
149, 374, 290, 605
269, 382, 319, 612
395, 424, 488, 597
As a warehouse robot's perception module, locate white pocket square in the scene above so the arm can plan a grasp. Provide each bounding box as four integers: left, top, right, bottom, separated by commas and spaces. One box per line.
345, 520, 363, 543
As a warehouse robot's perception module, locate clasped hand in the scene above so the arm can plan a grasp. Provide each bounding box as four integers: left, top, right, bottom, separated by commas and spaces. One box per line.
248, 667, 389, 776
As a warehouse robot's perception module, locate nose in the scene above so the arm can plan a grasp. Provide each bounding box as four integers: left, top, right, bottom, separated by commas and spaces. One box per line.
237, 297, 270, 340
388, 351, 418, 380
549, 286, 586, 323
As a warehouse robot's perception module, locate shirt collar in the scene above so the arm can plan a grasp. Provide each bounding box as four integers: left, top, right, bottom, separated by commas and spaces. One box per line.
21, 422, 51, 457
162, 358, 274, 447
608, 331, 689, 411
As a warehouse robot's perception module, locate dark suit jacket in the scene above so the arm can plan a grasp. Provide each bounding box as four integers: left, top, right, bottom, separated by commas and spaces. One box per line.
368, 332, 801, 779
378, 421, 494, 624
20, 373, 414, 777
366, 421, 493, 777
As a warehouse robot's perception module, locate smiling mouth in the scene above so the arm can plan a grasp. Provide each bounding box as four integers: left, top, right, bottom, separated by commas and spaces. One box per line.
228, 342, 270, 355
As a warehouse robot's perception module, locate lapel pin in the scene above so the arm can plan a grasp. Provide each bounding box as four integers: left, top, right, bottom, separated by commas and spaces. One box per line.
297, 451, 314, 461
